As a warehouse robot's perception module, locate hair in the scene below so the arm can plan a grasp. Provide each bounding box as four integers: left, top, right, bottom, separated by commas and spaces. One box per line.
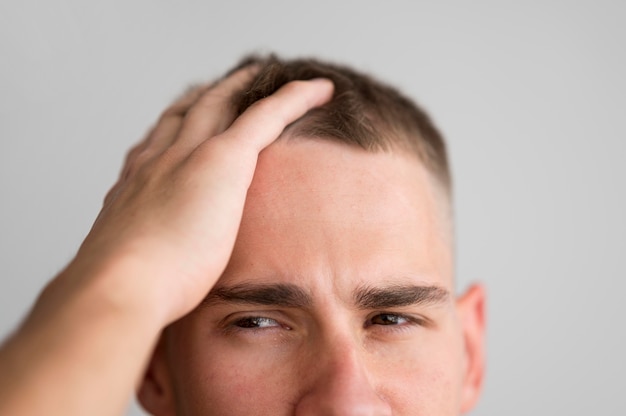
227, 54, 451, 194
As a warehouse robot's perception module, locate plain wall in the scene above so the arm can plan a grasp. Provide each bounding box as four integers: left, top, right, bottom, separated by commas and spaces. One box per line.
1, 1, 625, 414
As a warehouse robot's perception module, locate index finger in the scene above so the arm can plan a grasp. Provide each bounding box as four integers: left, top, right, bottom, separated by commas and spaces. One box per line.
219, 78, 335, 153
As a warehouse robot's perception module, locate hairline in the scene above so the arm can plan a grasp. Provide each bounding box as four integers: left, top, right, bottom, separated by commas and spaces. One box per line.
278, 128, 455, 250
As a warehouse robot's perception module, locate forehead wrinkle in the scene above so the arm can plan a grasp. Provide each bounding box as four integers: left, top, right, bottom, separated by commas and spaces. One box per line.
248, 141, 430, 225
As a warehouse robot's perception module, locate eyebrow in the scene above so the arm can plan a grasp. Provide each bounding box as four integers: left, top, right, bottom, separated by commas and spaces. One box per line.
354, 284, 450, 309
202, 283, 312, 308
202, 282, 449, 310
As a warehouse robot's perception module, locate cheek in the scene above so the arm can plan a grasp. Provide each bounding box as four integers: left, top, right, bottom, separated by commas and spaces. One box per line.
373, 330, 465, 414
168, 321, 299, 415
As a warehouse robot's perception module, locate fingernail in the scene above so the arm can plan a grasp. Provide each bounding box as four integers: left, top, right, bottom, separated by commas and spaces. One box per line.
308, 78, 334, 88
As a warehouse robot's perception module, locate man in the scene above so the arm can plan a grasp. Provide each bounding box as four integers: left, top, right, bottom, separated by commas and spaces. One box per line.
0, 55, 485, 415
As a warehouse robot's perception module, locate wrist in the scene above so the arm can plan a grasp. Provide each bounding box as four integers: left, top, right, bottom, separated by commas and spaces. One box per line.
43, 251, 171, 335
0, 253, 170, 416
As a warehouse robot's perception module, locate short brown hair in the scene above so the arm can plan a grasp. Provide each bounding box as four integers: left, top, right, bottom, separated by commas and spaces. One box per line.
229, 54, 451, 191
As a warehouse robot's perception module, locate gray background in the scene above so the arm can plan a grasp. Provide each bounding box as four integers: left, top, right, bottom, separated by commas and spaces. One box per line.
1, 1, 624, 415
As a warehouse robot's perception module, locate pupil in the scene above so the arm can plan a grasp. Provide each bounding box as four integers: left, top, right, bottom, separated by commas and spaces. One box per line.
375, 314, 398, 325
238, 317, 262, 328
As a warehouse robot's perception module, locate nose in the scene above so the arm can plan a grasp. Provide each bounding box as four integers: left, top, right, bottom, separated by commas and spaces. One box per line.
294, 339, 392, 416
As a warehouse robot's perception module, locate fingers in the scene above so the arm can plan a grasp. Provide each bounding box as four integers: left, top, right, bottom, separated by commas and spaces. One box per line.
108, 71, 333, 209
103, 84, 211, 207
182, 78, 335, 197
171, 65, 260, 157
141, 84, 209, 155
217, 78, 334, 153
121, 84, 210, 179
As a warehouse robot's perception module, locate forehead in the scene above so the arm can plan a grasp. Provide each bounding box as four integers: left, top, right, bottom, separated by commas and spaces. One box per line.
222, 137, 453, 291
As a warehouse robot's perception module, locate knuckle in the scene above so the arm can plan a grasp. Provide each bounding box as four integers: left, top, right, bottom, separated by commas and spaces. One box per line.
133, 149, 151, 167
159, 107, 180, 120
126, 143, 144, 160
131, 159, 155, 183
184, 100, 215, 122
124, 150, 153, 180
160, 102, 191, 119
124, 138, 150, 166
155, 147, 179, 168
103, 185, 119, 206
249, 96, 279, 115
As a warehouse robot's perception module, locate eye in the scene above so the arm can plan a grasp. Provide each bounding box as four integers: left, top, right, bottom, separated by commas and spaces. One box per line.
233, 316, 282, 329
368, 313, 410, 326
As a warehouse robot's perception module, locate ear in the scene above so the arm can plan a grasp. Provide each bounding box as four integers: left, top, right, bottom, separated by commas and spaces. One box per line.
137, 333, 177, 416
456, 284, 487, 413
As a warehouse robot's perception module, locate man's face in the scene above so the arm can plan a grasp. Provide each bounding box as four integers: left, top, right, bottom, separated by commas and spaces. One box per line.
142, 138, 485, 415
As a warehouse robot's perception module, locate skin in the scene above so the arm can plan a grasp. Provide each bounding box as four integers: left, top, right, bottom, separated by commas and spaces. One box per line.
0, 64, 485, 416
139, 138, 486, 415
0, 68, 336, 416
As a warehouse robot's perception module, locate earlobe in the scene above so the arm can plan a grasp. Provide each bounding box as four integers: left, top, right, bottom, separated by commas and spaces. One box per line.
137, 334, 177, 416
456, 284, 487, 414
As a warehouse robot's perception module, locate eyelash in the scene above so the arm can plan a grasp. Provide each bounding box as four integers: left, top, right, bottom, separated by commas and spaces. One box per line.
365, 312, 426, 330
367, 313, 408, 326
227, 313, 425, 333
232, 316, 285, 330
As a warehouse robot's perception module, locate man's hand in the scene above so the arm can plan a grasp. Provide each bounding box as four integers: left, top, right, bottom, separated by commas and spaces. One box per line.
0, 67, 334, 416
57, 67, 333, 324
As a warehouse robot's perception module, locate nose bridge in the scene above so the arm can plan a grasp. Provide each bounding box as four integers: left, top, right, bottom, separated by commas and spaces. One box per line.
323, 332, 368, 382
294, 330, 392, 415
